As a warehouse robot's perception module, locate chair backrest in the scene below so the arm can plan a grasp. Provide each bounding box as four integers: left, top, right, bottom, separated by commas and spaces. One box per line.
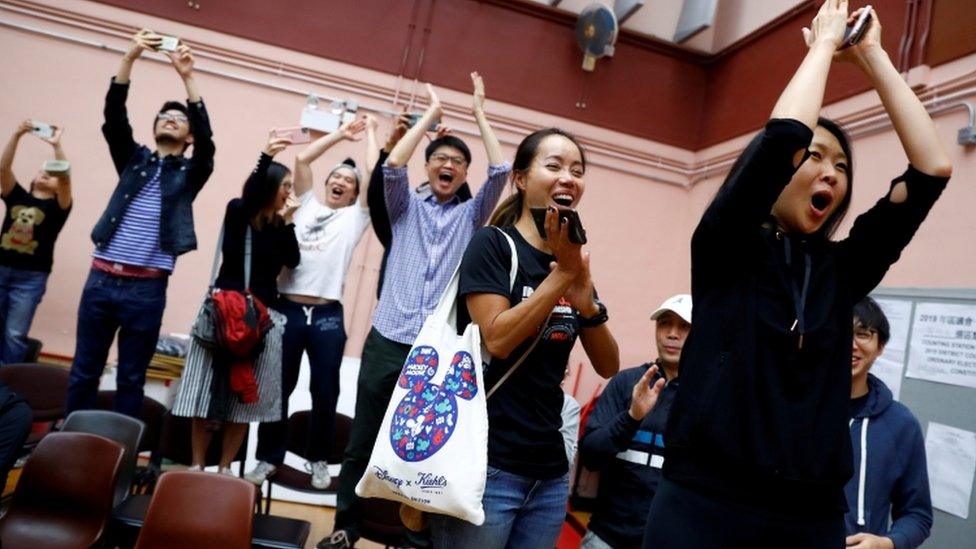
0, 363, 69, 421
62, 410, 146, 506
0, 432, 125, 548
154, 411, 248, 469
95, 390, 166, 453
285, 411, 352, 463
135, 470, 255, 549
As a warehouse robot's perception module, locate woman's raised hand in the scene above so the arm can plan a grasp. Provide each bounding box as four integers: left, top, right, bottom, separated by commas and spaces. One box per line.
802, 0, 848, 50
836, 6, 883, 67
545, 208, 585, 277
264, 131, 292, 157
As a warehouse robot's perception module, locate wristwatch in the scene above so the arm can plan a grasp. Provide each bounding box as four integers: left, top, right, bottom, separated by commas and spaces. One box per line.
578, 300, 608, 328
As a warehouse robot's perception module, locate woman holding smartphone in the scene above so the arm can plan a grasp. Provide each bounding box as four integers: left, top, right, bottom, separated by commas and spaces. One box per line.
645, 2, 952, 547
0, 120, 72, 365
245, 117, 370, 489
428, 128, 620, 549
173, 131, 299, 474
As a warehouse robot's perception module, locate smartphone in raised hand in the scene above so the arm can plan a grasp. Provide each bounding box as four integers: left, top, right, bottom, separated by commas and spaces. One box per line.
31, 121, 54, 139
157, 35, 180, 52
271, 127, 311, 145
529, 206, 588, 245
840, 6, 872, 49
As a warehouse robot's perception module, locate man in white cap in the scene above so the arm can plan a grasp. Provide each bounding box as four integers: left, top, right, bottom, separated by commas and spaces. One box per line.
578, 294, 692, 549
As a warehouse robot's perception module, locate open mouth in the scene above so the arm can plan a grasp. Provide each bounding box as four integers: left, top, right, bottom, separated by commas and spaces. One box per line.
437, 171, 454, 184
552, 194, 574, 207
810, 190, 833, 216
330, 187, 345, 199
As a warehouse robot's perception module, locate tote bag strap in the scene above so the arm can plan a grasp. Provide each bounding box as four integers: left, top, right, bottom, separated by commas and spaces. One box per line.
485, 227, 552, 400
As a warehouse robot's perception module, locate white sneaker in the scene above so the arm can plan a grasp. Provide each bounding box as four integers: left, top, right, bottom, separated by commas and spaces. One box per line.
244, 461, 276, 484
308, 460, 329, 489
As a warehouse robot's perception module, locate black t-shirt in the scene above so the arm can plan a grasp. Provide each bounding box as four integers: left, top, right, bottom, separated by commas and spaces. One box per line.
0, 183, 71, 273
457, 225, 581, 479
849, 392, 870, 420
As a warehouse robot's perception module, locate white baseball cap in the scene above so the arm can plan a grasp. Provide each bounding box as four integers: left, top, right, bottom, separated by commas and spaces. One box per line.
650, 294, 692, 325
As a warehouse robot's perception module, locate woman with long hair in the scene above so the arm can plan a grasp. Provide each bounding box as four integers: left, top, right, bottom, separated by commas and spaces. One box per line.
645, 3, 952, 547
246, 117, 370, 489
428, 127, 620, 548
173, 131, 300, 473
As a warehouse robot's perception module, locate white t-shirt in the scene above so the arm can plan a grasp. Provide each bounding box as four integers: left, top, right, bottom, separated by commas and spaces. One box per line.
277, 190, 370, 302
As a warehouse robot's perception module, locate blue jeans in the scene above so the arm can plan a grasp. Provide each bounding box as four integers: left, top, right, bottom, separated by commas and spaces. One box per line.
65, 269, 168, 418
0, 266, 49, 365
256, 299, 347, 464
429, 465, 570, 549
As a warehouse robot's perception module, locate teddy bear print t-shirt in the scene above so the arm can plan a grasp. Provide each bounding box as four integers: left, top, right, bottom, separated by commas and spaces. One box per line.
0, 183, 71, 272
456, 225, 584, 480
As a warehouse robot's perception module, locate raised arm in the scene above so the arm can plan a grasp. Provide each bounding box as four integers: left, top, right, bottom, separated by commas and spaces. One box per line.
104, 29, 158, 174
363, 114, 380, 185
40, 126, 72, 210
386, 84, 441, 168
294, 118, 366, 198
841, 8, 952, 181
471, 72, 503, 165
168, 43, 216, 198
771, 0, 848, 128
1, 121, 32, 197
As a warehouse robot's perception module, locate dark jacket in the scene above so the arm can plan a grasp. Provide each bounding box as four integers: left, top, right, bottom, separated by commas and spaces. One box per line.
846, 374, 932, 549
213, 155, 300, 308
92, 78, 215, 256
580, 363, 678, 548
663, 119, 949, 516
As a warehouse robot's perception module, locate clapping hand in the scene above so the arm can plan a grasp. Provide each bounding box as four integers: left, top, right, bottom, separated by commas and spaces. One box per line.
628, 365, 666, 421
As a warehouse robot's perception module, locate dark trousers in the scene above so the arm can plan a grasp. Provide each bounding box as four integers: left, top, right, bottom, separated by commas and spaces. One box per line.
334, 327, 414, 540
65, 270, 168, 418
256, 299, 346, 464
642, 478, 845, 548
0, 393, 32, 489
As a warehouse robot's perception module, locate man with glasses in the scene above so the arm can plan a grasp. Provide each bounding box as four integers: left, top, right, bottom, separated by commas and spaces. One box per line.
65, 29, 215, 418
319, 73, 509, 549
846, 297, 932, 549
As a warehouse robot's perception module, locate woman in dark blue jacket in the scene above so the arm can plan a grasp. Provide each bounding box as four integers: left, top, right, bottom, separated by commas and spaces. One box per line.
847, 297, 932, 549
645, 4, 952, 548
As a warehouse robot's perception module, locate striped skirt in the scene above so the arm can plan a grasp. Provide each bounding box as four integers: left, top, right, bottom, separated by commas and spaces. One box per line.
172, 309, 285, 423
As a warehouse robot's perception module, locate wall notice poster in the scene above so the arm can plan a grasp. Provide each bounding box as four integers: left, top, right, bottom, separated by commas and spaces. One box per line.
906, 302, 976, 390
873, 298, 913, 400
925, 422, 976, 519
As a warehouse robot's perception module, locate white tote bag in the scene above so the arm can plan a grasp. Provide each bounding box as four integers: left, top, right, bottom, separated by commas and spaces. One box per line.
355, 229, 518, 525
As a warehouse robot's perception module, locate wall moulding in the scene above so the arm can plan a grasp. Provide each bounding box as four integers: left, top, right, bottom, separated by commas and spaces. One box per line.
3, 0, 973, 189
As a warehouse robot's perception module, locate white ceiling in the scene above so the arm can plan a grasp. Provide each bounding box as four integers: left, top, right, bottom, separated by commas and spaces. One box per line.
526, 0, 805, 53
